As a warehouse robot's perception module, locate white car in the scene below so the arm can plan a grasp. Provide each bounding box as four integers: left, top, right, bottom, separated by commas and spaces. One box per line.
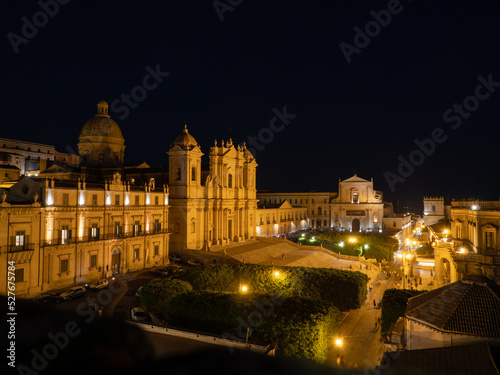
89, 279, 109, 290
131, 307, 147, 322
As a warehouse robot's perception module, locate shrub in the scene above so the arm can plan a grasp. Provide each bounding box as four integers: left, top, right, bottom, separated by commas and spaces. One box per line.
166, 291, 339, 362
179, 264, 367, 310
140, 279, 192, 319
380, 288, 425, 337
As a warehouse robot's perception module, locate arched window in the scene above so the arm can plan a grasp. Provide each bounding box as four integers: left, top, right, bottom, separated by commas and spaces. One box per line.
191, 221, 196, 234
175, 166, 181, 181
432, 205, 436, 213
191, 167, 196, 181
228, 174, 233, 188
352, 193, 359, 203
373, 214, 378, 223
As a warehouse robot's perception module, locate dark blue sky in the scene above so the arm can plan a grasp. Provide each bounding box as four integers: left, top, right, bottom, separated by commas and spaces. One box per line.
1, 0, 500, 208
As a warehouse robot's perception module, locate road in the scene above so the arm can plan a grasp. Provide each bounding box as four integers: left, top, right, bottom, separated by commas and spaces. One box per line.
326, 262, 400, 369
145, 331, 219, 359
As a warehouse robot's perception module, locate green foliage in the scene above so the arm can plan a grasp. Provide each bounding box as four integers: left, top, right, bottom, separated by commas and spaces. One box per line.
380, 288, 425, 337
416, 243, 434, 256
179, 264, 368, 310
166, 291, 339, 362
303, 232, 398, 261
140, 279, 193, 319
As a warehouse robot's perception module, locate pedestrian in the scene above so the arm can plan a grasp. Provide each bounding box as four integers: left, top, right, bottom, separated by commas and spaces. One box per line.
373, 299, 376, 307
336, 354, 341, 366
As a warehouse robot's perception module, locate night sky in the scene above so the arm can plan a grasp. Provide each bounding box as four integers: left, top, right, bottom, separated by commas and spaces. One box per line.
1, 0, 500, 210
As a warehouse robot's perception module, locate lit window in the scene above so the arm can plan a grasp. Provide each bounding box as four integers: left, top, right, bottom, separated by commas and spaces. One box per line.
61, 225, 72, 244
15, 231, 25, 247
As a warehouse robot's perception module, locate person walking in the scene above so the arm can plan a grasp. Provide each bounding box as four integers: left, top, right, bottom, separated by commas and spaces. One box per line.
373, 298, 376, 307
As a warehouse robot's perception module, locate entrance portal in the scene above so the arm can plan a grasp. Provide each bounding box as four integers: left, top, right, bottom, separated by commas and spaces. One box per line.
352, 219, 360, 232
111, 248, 121, 274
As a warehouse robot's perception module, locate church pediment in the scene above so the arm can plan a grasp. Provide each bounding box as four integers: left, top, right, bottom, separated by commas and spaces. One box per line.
278, 200, 293, 209
341, 174, 370, 183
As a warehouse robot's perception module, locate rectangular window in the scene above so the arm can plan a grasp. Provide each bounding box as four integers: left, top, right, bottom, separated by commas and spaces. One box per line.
134, 248, 140, 260
15, 231, 25, 247
15, 268, 24, 282
92, 194, 98, 206
90, 254, 97, 268
63, 193, 69, 206
312, 199, 315, 204
115, 195, 120, 206
90, 223, 99, 240
154, 219, 161, 232
485, 232, 494, 249
114, 221, 122, 236
61, 225, 72, 244
60, 259, 69, 273
135, 195, 140, 206
134, 221, 142, 236
306, 199, 308, 204
154, 244, 159, 256
155, 196, 159, 205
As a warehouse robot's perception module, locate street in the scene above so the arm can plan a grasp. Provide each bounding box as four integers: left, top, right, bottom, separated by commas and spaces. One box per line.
326, 262, 400, 369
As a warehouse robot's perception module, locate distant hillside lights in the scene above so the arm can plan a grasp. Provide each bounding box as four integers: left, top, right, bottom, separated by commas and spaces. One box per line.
7, 0, 71, 54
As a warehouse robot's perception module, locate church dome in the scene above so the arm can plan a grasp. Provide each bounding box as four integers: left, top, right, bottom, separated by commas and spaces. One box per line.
173, 124, 198, 148
79, 101, 124, 143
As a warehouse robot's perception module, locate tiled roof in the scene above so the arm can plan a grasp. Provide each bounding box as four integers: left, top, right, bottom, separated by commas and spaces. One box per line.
406, 276, 500, 337
382, 342, 500, 375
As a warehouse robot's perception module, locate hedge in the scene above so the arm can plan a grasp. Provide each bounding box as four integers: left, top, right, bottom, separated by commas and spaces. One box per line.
140, 279, 193, 319
165, 291, 339, 362
178, 264, 368, 310
380, 288, 425, 337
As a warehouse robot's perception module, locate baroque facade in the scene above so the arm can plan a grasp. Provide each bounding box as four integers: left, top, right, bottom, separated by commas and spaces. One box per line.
167, 126, 258, 252
0, 101, 259, 296
432, 199, 500, 286
257, 175, 410, 233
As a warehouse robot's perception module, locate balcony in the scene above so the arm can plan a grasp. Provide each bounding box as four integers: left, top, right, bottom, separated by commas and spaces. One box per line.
41, 228, 170, 246
8, 243, 35, 252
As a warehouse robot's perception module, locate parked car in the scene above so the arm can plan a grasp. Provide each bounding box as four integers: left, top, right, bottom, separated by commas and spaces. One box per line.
135, 286, 143, 298
59, 286, 87, 301
36, 293, 61, 304
131, 307, 147, 322
151, 267, 170, 277
89, 279, 108, 290
187, 259, 202, 267
169, 254, 184, 264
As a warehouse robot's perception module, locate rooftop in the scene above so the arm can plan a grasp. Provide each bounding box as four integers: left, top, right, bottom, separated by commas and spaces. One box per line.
406, 275, 500, 337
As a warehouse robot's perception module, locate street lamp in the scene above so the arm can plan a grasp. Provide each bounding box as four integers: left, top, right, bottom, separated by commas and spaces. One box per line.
335, 338, 343, 347
397, 250, 414, 289
348, 237, 356, 243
